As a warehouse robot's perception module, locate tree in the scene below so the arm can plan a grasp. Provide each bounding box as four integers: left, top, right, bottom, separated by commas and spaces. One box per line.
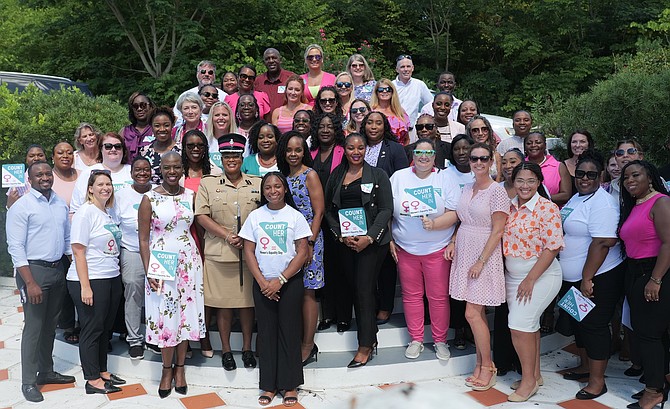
419, 0, 458, 71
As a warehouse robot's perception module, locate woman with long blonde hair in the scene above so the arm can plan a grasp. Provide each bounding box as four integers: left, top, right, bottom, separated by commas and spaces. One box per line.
370, 79, 410, 145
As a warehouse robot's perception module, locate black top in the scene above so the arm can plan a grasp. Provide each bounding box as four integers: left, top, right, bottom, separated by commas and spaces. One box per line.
340, 178, 363, 208
313, 149, 334, 190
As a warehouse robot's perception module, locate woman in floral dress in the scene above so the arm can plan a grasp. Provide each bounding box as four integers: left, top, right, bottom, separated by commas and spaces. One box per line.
138, 151, 205, 398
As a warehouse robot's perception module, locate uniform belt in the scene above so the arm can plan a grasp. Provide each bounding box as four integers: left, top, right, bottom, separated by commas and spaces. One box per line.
28, 259, 61, 269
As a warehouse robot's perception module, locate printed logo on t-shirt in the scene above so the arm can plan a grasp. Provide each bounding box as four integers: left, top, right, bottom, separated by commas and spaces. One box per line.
259, 222, 288, 254
103, 223, 122, 255
560, 207, 574, 223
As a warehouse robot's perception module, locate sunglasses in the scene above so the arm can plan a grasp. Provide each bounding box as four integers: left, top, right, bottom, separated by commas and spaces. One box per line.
415, 123, 435, 131
103, 143, 123, 151
200, 91, 219, 99
413, 149, 436, 157
615, 147, 638, 157
350, 63, 364, 69
132, 102, 149, 110
319, 98, 336, 105
186, 143, 206, 150
377, 87, 392, 93
293, 118, 310, 123
239, 73, 256, 81
306, 54, 323, 62
336, 81, 352, 88
200, 69, 214, 75
350, 107, 367, 114
470, 126, 489, 134
575, 170, 599, 180
469, 155, 491, 163
396, 54, 412, 62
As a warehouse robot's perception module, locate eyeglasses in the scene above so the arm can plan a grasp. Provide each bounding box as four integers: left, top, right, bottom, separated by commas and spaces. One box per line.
200, 69, 214, 75
319, 98, 336, 105
413, 149, 436, 157
514, 178, 538, 186
239, 73, 256, 81
186, 143, 206, 150
377, 87, 392, 93
103, 143, 123, 151
396, 54, 412, 62
615, 147, 638, 157
470, 126, 489, 134
350, 63, 364, 69
293, 118, 310, 123
132, 102, 149, 110
336, 82, 352, 88
200, 92, 219, 99
469, 155, 491, 163
415, 123, 435, 131
350, 107, 367, 114
575, 170, 599, 180
306, 54, 323, 62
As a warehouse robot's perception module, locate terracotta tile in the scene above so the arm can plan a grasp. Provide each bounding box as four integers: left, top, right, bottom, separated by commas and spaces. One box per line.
180, 392, 226, 409
559, 399, 612, 409
14, 289, 20, 295
268, 402, 305, 409
39, 383, 75, 392
378, 381, 416, 390
106, 383, 147, 400
466, 388, 509, 406
0, 369, 8, 381
17, 306, 23, 313
562, 342, 580, 355
0, 341, 4, 349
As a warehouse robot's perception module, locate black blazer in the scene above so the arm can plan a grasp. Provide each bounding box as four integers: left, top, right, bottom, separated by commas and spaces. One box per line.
374, 139, 409, 177
324, 162, 393, 245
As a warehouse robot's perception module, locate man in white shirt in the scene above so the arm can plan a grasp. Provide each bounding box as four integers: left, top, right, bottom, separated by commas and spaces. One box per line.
392, 55, 434, 141
6, 161, 74, 402
173, 60, 225, 124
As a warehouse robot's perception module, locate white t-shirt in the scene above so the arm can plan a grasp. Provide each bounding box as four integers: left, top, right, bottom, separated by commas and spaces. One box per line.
70, 164, 133, 215
444, 165, 475, 193
67, 202, 122, 281
391, 167, 460, 255
73, 151, 99, 172
239, 204, 312, 280
114, 185, 148, 252
559, 188, 624, 282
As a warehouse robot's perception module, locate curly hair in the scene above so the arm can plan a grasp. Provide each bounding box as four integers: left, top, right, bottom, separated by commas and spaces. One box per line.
313, 86, 343, 118
310, 113, 345, 152
360, 111, 398, 144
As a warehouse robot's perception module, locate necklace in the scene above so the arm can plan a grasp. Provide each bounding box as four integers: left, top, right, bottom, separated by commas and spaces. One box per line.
259, 155, 276, 168
161, 183, 181, 196
636, 189, 656, 205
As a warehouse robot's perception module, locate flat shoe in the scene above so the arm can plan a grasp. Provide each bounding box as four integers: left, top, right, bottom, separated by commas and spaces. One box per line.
101, 373, 126, 385
222, 351, 236, 371
563, 371, 590, 380
258, 390, 277, 406
511, 376, 544, 390
85, 381, 121, 394
337, 322, 351, 332
624, 366, 644, 377
576, 385, 607, 400
283, 390, 298, 407
317, 320, 332, 331
242, 350, 257, 368
508, 382, 539, 402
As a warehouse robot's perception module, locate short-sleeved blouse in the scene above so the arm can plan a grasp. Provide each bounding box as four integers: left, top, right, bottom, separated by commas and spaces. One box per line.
504, 192, 564, 259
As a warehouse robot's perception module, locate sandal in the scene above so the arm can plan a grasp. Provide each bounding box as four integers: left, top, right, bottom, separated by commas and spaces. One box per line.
283, 389, 298, 407
471, 365, 497, 391
63, 331, 79, 344
258, 390, 277, 406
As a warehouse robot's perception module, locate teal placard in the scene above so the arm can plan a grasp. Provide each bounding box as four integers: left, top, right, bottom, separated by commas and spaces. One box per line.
2, 163, 25, 188
148, 250, 178, 281
558, 286, 595, 322
404, 185, 437, 217
338, 207, 367, 237
210, 152, 223, 169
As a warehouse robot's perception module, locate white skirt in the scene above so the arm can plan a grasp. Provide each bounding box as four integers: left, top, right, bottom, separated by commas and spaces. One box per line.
505, 256, 562, 332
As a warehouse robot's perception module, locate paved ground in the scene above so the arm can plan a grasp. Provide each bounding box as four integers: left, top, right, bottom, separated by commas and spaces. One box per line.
0, 277, 641, 408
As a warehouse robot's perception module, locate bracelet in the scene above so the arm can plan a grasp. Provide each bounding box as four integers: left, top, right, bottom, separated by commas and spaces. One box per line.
649, 276, 663, 285
367, 236, 374, 245
225, 232, 232, 244
477, 254, 486, 263
278, 273, 288, 285
308, 239, 315, 246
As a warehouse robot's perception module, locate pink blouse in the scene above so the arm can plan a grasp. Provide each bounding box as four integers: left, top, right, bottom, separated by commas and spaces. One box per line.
300, 72, 337, 107
504, 193, 564, 259
619, 193, 665, 259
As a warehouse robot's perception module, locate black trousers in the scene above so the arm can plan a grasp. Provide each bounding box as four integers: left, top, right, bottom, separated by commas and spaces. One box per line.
338, 241, 389, 347
17, 261, 66, 384
627, 257, 670, 390
376, 252, 398, 313
253, 274, 304, 392
57, 255, 76, 330
449, 298, 467, 329
493, 303, 520, 371
321, 233, 353, 323
68, 276, 122, 380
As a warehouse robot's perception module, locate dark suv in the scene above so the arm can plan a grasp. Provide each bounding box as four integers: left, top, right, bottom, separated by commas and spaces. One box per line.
0, 71, 92, 96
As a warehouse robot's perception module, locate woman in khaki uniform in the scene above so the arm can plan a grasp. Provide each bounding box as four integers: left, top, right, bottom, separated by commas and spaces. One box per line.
195, 133, 261, 370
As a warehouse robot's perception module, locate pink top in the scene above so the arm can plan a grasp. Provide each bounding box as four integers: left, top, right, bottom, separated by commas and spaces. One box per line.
225, 91, 272, 119
504, 193, 564, 259
537, 155, 561, 195
275, 104, 310, 134
310, 145, 344, 173
300, 72, 337, 107
52, 170, 79, 208
385, 112, 411, 146
619, 193, 666, 259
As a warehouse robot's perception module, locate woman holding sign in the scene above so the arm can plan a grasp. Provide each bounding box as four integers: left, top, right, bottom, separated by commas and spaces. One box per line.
558, 150, 625, 400
67, 170, 124, 395
324, 133, 394, 368
502, 161, 563, 402
138, 152, 205, 398
239, 172, 312, 407
389, 139, 460, 360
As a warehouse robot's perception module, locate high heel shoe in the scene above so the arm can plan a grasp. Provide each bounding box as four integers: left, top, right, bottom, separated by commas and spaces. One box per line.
471, 365, 497, 391
627, 386, 668, 409
465, 364, 482, 387
158, 365, 172, 399
173, 364, 187, 395
347, 347, 374, 368
302, 344, 319, 366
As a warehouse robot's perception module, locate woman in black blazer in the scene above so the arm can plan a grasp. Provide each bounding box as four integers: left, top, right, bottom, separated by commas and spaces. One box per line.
324, 132, 393, 368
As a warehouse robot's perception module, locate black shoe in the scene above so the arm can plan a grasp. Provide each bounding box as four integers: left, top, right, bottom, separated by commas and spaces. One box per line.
107, 342, 113, 353
337, 322, 351, 333
302, 344, 319, 366
101, 373, 126, 385
158, 365, 172, 398
576, 385, 607, 400
129, 345, 144, 360
625, 366, 644, 377
36, 371, 76, 385
563, 371, 590, 380
85, 381, 121, 394
242, 350, 257, 368
21, 384, 44, 402
222, 351, 237, 371
347, 350, 373, 368
145, 343, 161, 355
317, 319, 332, 331
453, 328, 466, 350
174, 364, 187, 395
632, 389, 644, 400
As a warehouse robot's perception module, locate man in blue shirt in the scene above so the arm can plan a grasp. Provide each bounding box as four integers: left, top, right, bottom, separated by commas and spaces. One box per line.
6, 161, 74, 402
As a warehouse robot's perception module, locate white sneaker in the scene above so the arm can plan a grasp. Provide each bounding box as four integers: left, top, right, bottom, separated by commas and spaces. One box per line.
405, 341, 424, 359
435, 342, 451, 361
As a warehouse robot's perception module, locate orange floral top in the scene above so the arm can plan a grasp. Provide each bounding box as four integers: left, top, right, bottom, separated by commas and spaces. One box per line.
503, 192, 564, 259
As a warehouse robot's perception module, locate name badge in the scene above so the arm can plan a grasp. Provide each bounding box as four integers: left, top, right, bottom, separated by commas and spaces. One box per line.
148, 250, 178, 281
338, 208, 367, 237
2, 163, 25, 187
361, 183, 373, 194
277, 86, 286, 94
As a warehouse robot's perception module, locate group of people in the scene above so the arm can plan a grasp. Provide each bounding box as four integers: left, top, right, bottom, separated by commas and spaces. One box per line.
5, 44, 670, 409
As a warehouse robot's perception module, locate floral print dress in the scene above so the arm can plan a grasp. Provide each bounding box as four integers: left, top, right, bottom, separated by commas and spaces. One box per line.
145, 188, 205, 347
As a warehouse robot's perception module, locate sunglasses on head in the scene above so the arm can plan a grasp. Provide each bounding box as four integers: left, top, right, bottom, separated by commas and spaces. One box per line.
469, 155, 491, 163
413, 149, 435, 157
350, 107, 367, 114
396, 54, 412, 62
319, 98, 336, 105
239, 73, 256, 81
415, 123, 435, 131
132, 102, 149, 110
200, 92, 218, 99
91, 169, 111, 176
575, 169, 599, 180
200, 69, 214, 75
615, 147, 638, 157
377, 87, 392, 93
103, 143, 123, 151
186, 143, 206, 150
306, 54, 323, 62
336, 81, 352, 88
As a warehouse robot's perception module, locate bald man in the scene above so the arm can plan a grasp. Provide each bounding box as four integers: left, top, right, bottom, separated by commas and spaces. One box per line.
254, 48, 296, 112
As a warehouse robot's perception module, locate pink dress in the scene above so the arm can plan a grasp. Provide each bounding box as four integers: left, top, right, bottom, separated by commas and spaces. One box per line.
449, 182, 510, 306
